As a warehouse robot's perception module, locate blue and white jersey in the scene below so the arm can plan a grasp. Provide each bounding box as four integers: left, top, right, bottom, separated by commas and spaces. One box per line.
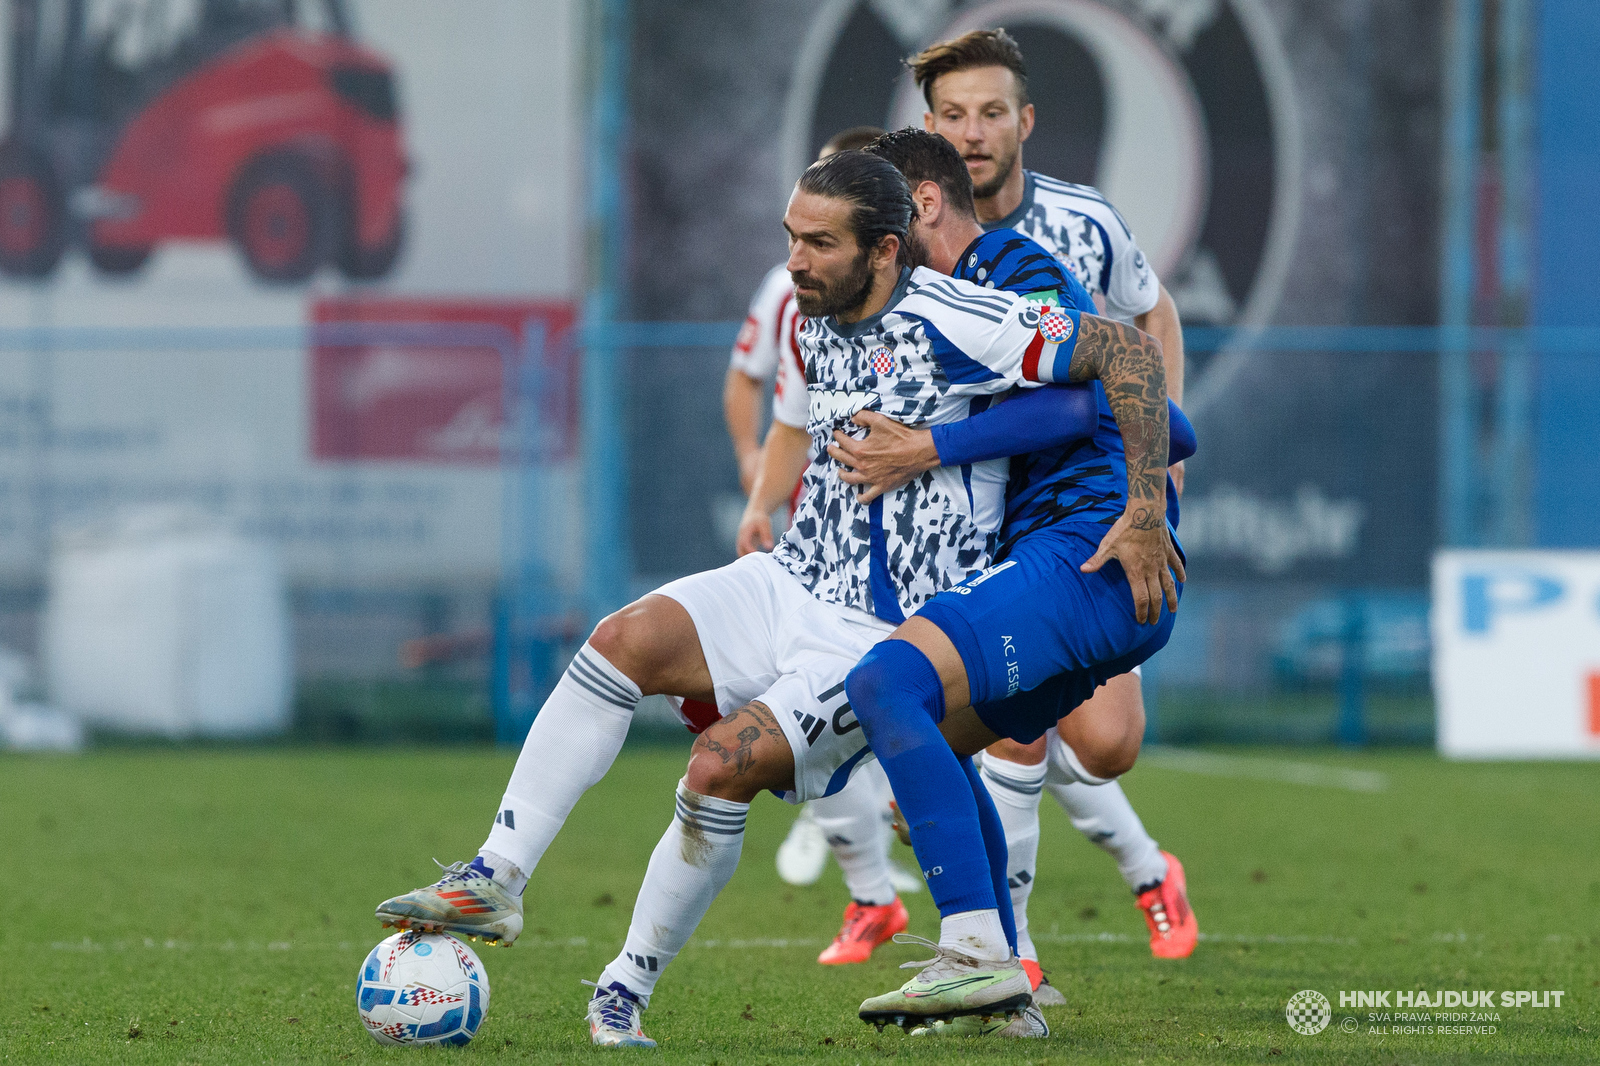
986, 171, 1160, 322
772, 267, 1067, 624
953, 228, 1129, 543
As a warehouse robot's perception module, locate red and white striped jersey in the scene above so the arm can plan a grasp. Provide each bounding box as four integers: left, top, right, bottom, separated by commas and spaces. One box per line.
728, 263, 796, 382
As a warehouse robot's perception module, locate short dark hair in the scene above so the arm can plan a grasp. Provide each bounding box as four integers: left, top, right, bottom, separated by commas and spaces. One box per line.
864, 127, 976, 221
907, 28, 1029, 109
821, 125, 886, 156
795, 150, 913, 260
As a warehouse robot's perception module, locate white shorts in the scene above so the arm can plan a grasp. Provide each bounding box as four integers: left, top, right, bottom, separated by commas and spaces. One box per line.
654, 552, 893, 803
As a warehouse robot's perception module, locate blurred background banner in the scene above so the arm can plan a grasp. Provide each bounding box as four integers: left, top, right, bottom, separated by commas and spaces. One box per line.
0, 0, 1591, 751
0, 0, 586, 741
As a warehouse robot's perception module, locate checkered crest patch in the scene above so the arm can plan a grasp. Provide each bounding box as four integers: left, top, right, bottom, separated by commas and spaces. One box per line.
869, 346, 894, 376
1038, 310, 1075, 344
1285, 990, 1331, 1034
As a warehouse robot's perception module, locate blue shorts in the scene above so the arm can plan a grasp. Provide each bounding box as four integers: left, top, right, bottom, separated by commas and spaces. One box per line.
916, 525, 1182, 744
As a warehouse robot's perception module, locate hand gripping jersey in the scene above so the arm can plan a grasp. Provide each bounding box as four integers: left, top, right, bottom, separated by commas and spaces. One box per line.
985, 171, 1160, 322
953, 228, 1130, 543
728, 263, 796, 382
771, 266, 1083, 624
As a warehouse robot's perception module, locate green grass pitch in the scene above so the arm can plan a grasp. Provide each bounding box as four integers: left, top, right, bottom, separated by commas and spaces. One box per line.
2, 742, 1594, 1064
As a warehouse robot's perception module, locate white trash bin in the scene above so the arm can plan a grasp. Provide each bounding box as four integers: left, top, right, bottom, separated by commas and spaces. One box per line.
43, 509, 291, 739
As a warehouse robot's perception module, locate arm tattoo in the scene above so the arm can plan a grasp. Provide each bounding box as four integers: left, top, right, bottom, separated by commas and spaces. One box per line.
1066, 316, 1169, 527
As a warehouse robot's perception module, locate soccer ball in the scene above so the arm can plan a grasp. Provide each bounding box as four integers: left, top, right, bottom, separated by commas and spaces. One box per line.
357, 930, 490, 1046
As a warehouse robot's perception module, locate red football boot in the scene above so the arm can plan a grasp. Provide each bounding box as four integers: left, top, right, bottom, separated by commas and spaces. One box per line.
1135, 851, 1198, 959
1020, 958, 1068, 1005
816, 898, 909, 964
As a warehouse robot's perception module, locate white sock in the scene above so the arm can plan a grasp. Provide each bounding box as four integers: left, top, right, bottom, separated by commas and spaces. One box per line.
810, 767, 895, 906
979, 754, 1047, 962
480, 642, 641, 892
596, 780, 748, 1005
1045, 733, 1166, 892
939, 908, 1010, 962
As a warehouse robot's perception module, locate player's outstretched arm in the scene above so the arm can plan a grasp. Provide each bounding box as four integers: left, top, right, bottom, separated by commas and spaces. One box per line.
736, 422, 811, 556
1067, 315, 1185, 624
724, 367, 768, 494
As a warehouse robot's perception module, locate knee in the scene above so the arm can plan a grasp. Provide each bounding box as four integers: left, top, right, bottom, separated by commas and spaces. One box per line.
843, 646, 897, 723
588, 600, 668, 691
683, 706, 786, 804
683, 744, 742, 801
588, 605, 643, 666
845, 639, 942, 728
1079, 732, 1140, 780
1064, 702, 1144, 780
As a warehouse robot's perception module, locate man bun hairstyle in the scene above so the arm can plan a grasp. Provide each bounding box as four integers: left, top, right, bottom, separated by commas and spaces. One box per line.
796, 150, 914, 260
864, 127, 977, 221
907, 28, 1029, 109
821, 125, 887, 156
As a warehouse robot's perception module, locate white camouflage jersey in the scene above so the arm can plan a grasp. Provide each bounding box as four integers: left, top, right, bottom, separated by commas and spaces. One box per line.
987, 171, 1160, 322
771, 267, 1078, 623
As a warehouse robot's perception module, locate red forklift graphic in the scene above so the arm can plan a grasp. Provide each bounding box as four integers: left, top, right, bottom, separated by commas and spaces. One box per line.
0, 0, 408, 282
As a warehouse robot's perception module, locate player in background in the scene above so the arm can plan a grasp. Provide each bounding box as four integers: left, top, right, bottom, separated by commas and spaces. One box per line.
912, 29, 1199, 971
725, 125, 925, 968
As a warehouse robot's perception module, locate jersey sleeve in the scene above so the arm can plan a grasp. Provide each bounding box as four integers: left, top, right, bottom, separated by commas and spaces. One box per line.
769, 303, 808, 429
899, 269, 1083, 388
931, 384, 1098, 464
1101, 206, 1161, 321
728, 264, 792, 381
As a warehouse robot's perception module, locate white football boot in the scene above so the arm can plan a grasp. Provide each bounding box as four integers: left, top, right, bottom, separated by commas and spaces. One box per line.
775, 806, 828, 886
583, 981, 657, 1048
375, 860, 523, 946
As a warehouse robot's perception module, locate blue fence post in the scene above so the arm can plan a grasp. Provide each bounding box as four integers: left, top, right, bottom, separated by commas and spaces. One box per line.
1491, 0, 1535, 546
1336, 593, 1368, 747
1438, 0, 1484, 547
581, 0, 633, 623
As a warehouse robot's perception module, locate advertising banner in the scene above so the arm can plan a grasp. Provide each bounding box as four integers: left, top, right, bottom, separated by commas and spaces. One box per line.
1432, 550, 1600, 759
0, 0, 584, 587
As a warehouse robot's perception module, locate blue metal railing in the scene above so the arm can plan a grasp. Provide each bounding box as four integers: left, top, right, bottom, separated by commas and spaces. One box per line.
586, 322, 1600, 353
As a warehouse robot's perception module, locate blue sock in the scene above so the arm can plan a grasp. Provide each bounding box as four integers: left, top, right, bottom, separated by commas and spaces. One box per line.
845, 640, 996, 917
961, 755, 1018, 956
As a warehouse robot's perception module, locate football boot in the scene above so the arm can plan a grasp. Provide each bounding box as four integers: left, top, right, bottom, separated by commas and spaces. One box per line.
583, 981, 657, 1048
1136, 851, 1198, 959
858, 934, 1032, 1030
910, 1004, 1050, 1038
1021, 959, 1067, 1005
375, 859, 522, 946
817, 898, 909, 964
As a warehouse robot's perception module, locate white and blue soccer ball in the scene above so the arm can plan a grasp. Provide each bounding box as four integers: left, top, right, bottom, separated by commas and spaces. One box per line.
357, 930, 490, 1046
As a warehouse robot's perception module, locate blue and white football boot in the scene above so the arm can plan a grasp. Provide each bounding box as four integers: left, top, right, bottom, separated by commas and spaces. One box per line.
583, 980, 657, 1048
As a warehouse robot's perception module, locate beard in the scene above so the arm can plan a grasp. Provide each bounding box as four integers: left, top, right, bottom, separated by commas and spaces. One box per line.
792, 247, 876, 318
971, 141, 1020, 200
